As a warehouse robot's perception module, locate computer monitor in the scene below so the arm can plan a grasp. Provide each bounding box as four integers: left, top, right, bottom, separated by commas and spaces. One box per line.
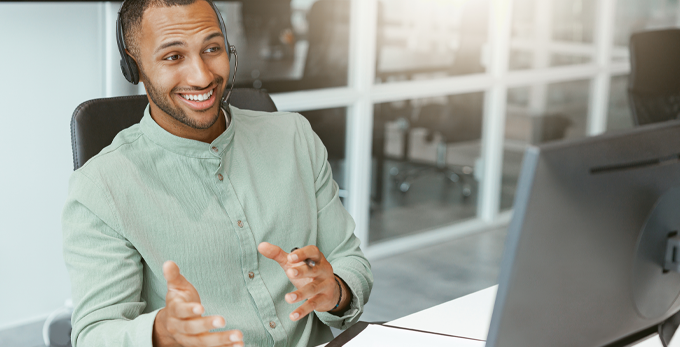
487, 120, 680, 346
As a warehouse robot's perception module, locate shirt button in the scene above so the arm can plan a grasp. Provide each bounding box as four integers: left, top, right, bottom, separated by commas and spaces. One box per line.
269, 321, 276, 329
211, 146, 218, 153
238, 220, 244, 228
248, 272, 254, 279
217, 174, 224, 181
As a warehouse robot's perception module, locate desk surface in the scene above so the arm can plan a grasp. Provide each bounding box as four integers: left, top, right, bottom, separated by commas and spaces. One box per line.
320, 286, 680, 346
387, 285, 496, 341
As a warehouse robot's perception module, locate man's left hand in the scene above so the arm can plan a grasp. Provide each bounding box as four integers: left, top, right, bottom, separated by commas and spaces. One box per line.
258, 242, 349, 321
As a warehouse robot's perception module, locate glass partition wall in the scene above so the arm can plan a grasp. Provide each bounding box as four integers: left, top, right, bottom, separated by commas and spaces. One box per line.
214, 1, 350, 93
101, 0, 679, 259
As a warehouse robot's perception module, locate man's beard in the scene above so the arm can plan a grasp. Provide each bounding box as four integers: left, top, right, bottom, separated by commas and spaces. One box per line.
143, 72, 225, 130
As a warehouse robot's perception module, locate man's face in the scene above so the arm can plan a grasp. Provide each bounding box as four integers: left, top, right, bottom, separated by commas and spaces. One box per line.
137, 1, 230, 130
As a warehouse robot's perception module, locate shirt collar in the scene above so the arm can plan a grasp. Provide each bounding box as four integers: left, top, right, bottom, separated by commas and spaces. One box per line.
140, 104, 235, 158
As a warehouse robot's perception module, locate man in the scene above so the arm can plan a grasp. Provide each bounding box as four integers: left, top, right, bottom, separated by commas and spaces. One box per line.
61, 0, 373, 346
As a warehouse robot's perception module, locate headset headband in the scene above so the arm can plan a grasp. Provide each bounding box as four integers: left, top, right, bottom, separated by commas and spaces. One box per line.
116, 0, 237, 104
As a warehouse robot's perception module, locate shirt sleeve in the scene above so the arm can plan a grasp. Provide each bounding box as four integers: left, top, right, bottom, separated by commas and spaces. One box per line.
62, 170, 159, 347
295, 114, 374, 330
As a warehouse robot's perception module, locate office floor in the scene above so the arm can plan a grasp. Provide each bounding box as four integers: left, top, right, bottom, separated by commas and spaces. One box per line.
364, 115, 528, 243
0, 226, 507, 347
368, 142, 522, 243
369, 157, 480, 243
361, 226, 507, 322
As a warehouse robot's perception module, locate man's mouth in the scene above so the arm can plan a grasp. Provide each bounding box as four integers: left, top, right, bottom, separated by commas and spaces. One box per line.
177, 88, 217, 110
180, 89, 213, 101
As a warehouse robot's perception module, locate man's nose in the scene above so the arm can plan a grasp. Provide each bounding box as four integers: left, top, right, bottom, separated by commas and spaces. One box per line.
185, 56, 213, 88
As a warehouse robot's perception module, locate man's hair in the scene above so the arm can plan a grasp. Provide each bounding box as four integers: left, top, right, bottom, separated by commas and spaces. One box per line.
120, 0, 212, 62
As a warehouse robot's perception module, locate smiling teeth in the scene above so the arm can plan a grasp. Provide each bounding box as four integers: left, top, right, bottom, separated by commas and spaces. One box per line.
182, 89, 213, 101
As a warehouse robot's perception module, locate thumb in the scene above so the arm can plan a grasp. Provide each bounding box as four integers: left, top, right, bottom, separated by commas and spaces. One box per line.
163, 260, 189, 290
258, 242, 288, 267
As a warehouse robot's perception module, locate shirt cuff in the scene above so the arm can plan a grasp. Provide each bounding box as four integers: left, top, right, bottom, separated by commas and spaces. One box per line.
315, 267, 365, 330
138, 308, 163, 347
72, 308, 162, 347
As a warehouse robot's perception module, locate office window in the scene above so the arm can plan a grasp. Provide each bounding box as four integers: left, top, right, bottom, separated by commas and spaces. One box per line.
370, 92, 483, 243
501, 87, 530, 212
607, 75, 634, 132
500, 80, 590, 211
215, 0, 350, 93
551, 0, 596, 43
375, 0, 490, 84
509, 0, 595, 71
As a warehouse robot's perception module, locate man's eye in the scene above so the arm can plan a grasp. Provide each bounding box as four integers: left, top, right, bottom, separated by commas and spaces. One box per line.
205, 47, 220, 53
165, 55, 181, 61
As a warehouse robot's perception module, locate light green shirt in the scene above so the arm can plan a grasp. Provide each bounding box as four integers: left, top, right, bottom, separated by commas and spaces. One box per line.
62, 105, 373, 347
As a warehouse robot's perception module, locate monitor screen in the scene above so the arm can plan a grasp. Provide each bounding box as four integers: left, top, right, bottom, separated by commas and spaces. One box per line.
487, 120, 680, 346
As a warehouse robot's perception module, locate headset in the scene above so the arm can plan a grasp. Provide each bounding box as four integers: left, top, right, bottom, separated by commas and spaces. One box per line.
115, 0, 238, 104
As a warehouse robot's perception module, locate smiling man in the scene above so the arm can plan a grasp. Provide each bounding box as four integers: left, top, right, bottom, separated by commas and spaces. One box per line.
61, 1, 372, 347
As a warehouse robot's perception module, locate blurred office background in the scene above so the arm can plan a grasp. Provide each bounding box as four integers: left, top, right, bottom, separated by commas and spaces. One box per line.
2, 0, 680, 345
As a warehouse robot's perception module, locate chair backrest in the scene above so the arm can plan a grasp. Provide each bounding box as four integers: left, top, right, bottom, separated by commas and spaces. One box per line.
70, 88, 278, 170
411, 93, 484, 144
628, 29, 680, 126
530, 114, 572, 144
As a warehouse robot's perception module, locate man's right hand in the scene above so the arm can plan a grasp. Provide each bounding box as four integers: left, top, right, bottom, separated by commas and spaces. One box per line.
153, 261, 244, 347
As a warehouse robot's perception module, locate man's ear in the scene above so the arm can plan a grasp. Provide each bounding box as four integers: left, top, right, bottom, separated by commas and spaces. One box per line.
124, 49, 139, 67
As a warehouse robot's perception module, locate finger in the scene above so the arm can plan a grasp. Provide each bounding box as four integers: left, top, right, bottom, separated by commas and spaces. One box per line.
170, 315, 226, 335
288, 245, 322, 264
289, 294, 325, 321
167, 297, 204, 319
286, 262, 319, 280
177, 329, 243, 347
257, 242, 288, 266
163, 261, 193, 291
285, 278, 330, 304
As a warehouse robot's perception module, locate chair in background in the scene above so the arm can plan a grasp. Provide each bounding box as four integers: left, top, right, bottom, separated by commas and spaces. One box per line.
530, 114, 572, 144
628, 29, 680, 126
389, 93, 484, 196
45, 89, 277, 347
372, 101, 412, 204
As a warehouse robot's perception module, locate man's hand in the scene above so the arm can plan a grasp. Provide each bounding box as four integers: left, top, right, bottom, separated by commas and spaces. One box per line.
153, 261, 244, 347
257, 243, 351, 321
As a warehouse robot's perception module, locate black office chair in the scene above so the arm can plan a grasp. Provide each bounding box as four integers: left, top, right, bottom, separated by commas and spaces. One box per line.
389, 94, 483, 196
628, 29, 680, 126
44, 88, 277, 347
70, 88, 277, 170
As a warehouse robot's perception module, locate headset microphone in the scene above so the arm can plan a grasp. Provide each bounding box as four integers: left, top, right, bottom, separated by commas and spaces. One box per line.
224, 45, 238, 104
116, 1, 238, 105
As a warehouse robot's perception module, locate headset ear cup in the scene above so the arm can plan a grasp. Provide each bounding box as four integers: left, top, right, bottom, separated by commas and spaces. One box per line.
126, 55, 140, 85
120, 54, 140, 85
119, 59, 132, 83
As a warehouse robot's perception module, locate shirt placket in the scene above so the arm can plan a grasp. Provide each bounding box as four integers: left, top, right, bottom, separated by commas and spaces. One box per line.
209, 145, 289, 347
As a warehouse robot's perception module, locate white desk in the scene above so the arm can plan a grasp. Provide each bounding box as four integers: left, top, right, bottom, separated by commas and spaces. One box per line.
320, 286, 680, 346
387, 285, 496, 341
